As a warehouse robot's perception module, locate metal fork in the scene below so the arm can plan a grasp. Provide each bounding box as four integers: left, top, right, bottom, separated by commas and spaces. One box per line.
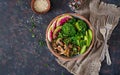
100, 16, 114, 65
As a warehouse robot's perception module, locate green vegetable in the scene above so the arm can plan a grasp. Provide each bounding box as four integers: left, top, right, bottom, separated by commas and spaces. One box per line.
79, 40, 86, 47
63, 38, 71, 45
61, 23, 76, 37
86, 29, 93, 47
71, 35, 86, 47
88, 29, 92, 40
67, 18, 76, 25
75, 20, 88, 32
70, 47, 78, 56
84, 35, 89, 47
73, 47, 77, 51
58, 32, 63, 38
80, 45, 87, 54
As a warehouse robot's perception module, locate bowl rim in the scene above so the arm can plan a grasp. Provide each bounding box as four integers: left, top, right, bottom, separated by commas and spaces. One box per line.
46, 13, 94, 61
31, 0, 51, 14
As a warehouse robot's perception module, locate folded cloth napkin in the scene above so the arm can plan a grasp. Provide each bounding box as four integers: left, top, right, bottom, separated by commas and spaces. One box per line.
56, 0, 120, 75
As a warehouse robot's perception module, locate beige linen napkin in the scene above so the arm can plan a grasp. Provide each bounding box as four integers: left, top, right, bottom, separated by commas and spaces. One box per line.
56, 0, 120, 75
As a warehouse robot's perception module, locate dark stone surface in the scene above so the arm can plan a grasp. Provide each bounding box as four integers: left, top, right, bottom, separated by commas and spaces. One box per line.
0, 0, 119, 75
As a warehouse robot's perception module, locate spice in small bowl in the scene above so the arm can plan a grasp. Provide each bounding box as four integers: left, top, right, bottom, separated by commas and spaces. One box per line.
31, 0, 50, 14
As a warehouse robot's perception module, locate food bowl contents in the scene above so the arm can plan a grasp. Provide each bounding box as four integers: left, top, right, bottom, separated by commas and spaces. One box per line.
47, 14, 93, 57
32, 0, 50, 13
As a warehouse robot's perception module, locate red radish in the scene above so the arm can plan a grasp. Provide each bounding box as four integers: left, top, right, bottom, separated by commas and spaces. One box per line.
47, 27, 53, 42
47, 15, 72, 41
53, 26, 62, 39
51, 19, 57, 32
56, 15, 72, 26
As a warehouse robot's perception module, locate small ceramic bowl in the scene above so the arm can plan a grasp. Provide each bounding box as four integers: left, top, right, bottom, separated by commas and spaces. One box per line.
46, 13, 94, 61
31, 0, 50, 14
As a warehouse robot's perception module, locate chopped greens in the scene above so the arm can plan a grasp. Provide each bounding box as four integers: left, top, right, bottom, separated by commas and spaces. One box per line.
61, 23, 76, 37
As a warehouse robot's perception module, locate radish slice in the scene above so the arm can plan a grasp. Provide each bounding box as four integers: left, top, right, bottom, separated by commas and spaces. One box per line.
56, 15, 72, 26
47, 27, 53, 42
51, 20, 57, 32
53, 26, 62, 39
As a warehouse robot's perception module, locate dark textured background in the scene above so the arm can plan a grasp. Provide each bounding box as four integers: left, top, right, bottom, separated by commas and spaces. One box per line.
0, 0, 120, 75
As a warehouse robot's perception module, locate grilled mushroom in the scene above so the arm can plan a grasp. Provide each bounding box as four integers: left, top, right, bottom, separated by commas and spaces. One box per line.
56, 38, 64, 46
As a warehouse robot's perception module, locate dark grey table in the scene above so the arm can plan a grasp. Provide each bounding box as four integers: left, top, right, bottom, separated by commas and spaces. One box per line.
0, 0, 120, 75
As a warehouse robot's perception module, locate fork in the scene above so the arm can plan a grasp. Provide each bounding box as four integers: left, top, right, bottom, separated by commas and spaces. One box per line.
100, 16, 114, 65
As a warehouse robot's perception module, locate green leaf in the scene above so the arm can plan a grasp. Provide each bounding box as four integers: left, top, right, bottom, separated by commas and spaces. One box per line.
38, 40, 46, 47
32, 33, 35, 38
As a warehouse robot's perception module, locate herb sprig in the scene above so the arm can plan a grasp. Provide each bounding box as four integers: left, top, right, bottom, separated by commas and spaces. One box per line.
25, 16, 46, 47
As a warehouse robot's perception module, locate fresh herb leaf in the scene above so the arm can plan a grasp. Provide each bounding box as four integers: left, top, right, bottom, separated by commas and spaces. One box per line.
44, 64, 49, 67
38, 40, 46, 46
32, 33, 35, 38
30, 16, 36, 29
61, 72, 64, 75
32, 22, 36, 29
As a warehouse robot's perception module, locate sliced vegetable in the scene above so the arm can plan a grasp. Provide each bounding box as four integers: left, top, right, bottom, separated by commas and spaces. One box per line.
84, 35, 89, 47
56, 15, 72, 26
47, 27, 53, 42
51, 19, 57, 32
80, 45, 87, 54
87, 29, 93, 46
88, 29, 92, 40
53, 26, 62, 39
